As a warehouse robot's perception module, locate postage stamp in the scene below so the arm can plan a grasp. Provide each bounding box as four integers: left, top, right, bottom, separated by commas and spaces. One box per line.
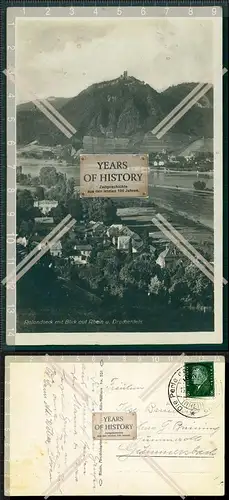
4, 5, 224, 346
168, 364, 217, 418
184, 362, 214, 398
92, 411, 137, 440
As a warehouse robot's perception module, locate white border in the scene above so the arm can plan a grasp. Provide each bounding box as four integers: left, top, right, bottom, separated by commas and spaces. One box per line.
6, 7, 224, 346
4, 354, 225, 497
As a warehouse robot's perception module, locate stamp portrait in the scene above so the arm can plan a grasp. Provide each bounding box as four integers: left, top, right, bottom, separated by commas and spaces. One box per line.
168, 363, 216, 418
185, 362, 214, 398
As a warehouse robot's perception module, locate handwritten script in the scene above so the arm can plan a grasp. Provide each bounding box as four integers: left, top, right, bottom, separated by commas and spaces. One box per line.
40, 361, 222, 495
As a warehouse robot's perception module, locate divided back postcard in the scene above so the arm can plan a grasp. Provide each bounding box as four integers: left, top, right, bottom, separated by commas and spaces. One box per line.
5, 5, 225, 346
4, 354, 225, 496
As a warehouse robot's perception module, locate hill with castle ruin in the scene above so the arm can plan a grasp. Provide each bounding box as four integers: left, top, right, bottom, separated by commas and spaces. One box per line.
17, 72, 213, 154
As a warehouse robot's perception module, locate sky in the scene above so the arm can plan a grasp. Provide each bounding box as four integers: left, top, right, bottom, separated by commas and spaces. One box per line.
15, 17, 214, 103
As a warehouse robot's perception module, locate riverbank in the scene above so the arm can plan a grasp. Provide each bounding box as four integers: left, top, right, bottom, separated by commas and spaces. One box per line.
151, 196, 213, 230
146, 184, 213, 229
148, 183, 213, 195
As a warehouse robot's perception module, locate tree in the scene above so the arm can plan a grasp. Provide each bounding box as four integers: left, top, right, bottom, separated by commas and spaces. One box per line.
67, 197, 82, 220
35, 186, 45, 200
148, 275, 165, 296
39, 166, 59, 187
142, 229, 151, 252
18, 219, 34, 237
167, 261, 213, 311
30, 176, 41, 187
79, 246, 124, 298
61, 228, 81, 255
16, 188, 44, 233
97, 248, 121, 276
193, 180, 206, 191
54, 258, 72, 281
79, 264, 105, 291
17, 189, 34, 211
47, 184, 67, 202
120, 252, 160, 293
182, 263, 213, 309
16, 243, 58, 309
66, 177, 76, 198
87, 199, 102, 221
102, 199, 117, 224
16, 173, 31, 185
50, 202, 68, 223
17, 189, 36, 230
82, 198, 118, 223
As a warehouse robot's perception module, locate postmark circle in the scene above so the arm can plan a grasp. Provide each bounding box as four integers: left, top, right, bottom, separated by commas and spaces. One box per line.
168, 366, 219, 418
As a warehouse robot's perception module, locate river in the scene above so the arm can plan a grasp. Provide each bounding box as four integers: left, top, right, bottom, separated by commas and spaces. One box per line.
19, 159, 213, 187
19, 159, 214, 229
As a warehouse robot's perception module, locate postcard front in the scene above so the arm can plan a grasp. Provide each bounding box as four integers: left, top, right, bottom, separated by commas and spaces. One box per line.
5, 5, 224, 345
5, 355, 225, 496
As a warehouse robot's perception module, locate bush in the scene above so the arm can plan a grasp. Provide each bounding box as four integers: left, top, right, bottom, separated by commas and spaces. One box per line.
193, 180, 206, 191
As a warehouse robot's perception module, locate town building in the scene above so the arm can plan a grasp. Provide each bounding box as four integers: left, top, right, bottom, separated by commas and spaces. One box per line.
106, 224, 123, 240
153, 160, 165, 167
34, 200, 58, 215
49, 240, 62, 257
16, 236, 27, 247
107, 224, 143, 253
70, 244, 92, 264
34, 239, 62, 257
117, 235, 132, 252
87, 221, 105, 234
156, 244, 174, 268
34, 217, 54, 225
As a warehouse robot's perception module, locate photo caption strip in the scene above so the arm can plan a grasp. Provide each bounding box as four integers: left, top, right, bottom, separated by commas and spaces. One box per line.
5, 5, 224, 346
4, 354, 225, 497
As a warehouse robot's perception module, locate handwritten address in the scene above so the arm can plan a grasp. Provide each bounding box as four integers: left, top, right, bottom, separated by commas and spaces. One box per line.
38, 360, 223, 496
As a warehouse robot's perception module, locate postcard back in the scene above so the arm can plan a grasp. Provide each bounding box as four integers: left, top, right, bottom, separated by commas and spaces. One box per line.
5, 355, 225, 496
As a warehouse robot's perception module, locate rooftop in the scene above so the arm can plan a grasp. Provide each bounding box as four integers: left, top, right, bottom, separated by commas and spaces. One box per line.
107, 224, 141, 240
34, 217, 54, 223
49, 241, 62, 250
34, 199, 58, 206
73, 244, 92, 251
117, 235, 131, 251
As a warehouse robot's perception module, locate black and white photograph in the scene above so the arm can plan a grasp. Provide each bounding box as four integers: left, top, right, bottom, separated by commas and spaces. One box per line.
6, 7, 223, 345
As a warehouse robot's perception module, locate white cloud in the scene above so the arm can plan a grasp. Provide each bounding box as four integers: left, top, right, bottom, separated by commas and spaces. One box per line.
16, 17, 214, 102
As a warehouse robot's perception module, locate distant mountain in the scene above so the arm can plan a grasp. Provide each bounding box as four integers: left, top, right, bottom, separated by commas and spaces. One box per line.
161, 83, 213, 108
181, 138, 213, 157
17, 97, 70, 113
16, 73, 213, 147
161, 83, 213, 138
